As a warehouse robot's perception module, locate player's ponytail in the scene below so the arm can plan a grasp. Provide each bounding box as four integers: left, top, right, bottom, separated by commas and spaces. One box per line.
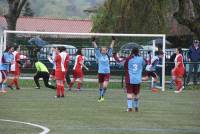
177, 47, 183, 55
131, 47, 139, 56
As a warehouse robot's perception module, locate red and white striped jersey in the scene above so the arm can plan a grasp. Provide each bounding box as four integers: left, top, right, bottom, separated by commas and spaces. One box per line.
11, 51, 20, 72
174, 54, 184, 68
73, 55, 84, 72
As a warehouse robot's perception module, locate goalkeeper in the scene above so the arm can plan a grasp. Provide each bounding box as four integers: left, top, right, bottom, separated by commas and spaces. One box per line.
34, 59, 55, 89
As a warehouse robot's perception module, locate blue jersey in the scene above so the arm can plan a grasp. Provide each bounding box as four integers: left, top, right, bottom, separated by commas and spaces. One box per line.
128, 56, 145, 84
95, 48, 112, 74
0, 52, 14, 71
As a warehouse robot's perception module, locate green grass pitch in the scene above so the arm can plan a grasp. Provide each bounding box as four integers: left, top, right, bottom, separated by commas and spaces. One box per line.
0, 82, 200, 134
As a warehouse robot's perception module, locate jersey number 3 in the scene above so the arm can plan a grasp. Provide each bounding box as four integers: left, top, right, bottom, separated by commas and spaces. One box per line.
133, 64, 138, 72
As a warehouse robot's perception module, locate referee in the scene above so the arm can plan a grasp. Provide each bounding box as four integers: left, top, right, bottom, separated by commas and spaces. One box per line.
34, 59, 55, 89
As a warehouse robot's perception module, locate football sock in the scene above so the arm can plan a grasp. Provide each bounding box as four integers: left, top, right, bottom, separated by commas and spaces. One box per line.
102, 88, 106, 97
56, 85, 61, 96
61, 85, 65, 96
177, 80, 182, 91
175, 80, 182, 91
14, 78, 19, 88
69, 81, 74, 89
99, 88, 103, 97
77, 82, 81, 90
134, 98, 139, 108
2, 83, 7, 90
127, 98, 133, 109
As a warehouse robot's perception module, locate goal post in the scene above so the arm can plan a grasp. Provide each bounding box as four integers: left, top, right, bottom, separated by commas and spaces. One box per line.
2, 30, 166, 91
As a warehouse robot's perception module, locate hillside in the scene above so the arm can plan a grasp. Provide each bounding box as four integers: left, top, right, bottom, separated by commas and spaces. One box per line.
0, 0, 105, 19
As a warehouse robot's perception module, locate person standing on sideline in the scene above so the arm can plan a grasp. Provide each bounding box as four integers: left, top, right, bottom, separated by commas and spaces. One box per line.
186, 40, 200, 85
172, 48, 185, 93
34, 59, 55, 89
68, 48, 88, 91
8, 45, 22, 90
0, 46, 14, 93
92, 36, 115, 102
114, 47, 145, 112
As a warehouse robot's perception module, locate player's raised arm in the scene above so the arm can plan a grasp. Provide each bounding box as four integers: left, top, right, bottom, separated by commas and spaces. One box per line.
110, 36, 115, 48
113, 53, 126, 63
92, 37, 98, 48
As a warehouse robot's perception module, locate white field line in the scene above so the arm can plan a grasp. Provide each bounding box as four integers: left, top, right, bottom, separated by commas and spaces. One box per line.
64, 126, 200, 133
0, 119, 50, 134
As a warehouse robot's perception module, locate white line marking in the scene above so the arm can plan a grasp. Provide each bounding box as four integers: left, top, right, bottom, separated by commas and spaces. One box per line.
64, 126, 200, 133
0, 119, 50, 134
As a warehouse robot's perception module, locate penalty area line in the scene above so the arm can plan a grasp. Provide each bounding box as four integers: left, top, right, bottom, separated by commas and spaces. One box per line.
0, 119, 50, 134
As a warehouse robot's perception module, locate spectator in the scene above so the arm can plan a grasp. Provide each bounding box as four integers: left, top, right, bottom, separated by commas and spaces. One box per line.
186, 40, 200, 85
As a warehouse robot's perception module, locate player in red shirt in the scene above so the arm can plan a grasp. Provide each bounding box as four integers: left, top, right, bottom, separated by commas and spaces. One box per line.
54, 47, 69, 98
171, 48, 185, 93
69, 48, 88, 91
8, 45, 21, 90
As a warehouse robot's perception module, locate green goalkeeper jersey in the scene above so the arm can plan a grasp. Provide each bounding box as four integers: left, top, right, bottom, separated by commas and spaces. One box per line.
35, 61, 49, 73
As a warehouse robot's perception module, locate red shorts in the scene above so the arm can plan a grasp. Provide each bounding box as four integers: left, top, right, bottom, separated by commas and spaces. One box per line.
126, 83, 140, 95
55, 70, 65, 80
73, 70, 84, 79
10, 70, 20, 76
172, 67, 185, 77
98, 73, 110, 83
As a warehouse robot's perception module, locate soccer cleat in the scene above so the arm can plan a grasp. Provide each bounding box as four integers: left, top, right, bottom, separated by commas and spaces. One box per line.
151, 88, 158, 93
55, 95, 60, 98
8, 85, 13, 90
174, 86, 184, 93
1, 90, 7, 93
135, 107, 139, 112
98, 97, 102, 102
35, 87, 40, 89
61, 95, 65, 98
16, 87, 20, 90
126, 108, 133, 112
98, 96, 104, 102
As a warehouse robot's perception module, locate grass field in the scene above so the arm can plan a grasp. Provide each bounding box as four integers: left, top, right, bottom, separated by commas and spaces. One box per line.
0, 81, 200, 134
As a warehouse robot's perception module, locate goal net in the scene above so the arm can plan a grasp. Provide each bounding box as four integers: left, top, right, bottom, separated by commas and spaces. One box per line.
1, 30, 166, 91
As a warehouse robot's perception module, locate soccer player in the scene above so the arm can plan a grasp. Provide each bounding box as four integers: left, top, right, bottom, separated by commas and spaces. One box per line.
54, 47, 70, 98
34, 59, 55, 89
8, 45, 22, 90
171, 48, 185, 93
0, 46, 14, 93
69, 48, 88, 91
114, 47, 145, 112
142, 51, 159, 91
47, 47, 56, 83
92, 37, 115, 102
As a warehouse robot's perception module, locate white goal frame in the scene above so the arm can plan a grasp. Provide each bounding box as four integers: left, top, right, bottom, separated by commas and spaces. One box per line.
2, 30, 166, 91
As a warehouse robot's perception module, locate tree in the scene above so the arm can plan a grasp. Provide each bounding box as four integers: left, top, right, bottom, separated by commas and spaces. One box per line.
22, 1, 34, 16
92, 0, 172, 34
4, 0, 27, 44
174, 0, 200, 40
